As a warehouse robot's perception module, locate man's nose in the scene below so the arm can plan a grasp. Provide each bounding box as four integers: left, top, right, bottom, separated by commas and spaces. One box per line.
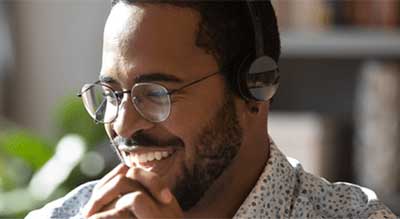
112, 94, 152, 138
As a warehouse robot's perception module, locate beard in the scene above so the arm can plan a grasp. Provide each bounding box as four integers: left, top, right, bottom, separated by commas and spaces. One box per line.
172, 91, 243, 211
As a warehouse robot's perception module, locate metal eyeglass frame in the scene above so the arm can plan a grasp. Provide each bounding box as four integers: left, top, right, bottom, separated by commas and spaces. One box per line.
77, 71, 219, 123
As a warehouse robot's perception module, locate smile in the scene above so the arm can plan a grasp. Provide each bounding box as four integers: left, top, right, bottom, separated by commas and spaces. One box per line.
133, 150, 173, 163
118, 144, 177, 165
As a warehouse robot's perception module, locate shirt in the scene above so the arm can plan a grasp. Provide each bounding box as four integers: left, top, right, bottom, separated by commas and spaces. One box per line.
26, 141, 397, 219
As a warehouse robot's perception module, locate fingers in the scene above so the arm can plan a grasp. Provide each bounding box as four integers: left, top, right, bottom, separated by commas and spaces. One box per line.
88, 191, 159, 219
93, 164, 128, 192
84, 167, 182, 219
116, 190, 183, 218
84, 174, 145, 217
125, 168, 173, 205
115, 191, 160, 218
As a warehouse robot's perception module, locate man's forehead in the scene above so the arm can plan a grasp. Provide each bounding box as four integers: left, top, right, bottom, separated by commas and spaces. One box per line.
103, 3, 199, 57
101, 3, 218, 86
103, 3, 144, 51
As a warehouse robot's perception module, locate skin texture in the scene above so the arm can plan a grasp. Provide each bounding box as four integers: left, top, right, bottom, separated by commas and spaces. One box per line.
83, 2, 271, 218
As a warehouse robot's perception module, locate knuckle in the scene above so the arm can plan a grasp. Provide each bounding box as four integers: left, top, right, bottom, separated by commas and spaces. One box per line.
126, 167, 141, 179
147, 175, 162, 189
114, 173, 126, 183
131, 191, 148, 205
111, 174, 128, 188
131, 167, 141, 178
131, 168, 162, 190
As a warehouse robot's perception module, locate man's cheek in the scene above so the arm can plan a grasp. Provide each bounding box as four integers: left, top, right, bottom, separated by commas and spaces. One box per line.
161, 151, 188, 190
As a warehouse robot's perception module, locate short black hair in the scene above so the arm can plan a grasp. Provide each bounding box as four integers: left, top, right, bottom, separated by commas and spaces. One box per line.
111, 0, 281, 94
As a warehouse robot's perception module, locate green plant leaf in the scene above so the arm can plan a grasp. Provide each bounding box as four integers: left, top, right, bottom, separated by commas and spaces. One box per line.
0, 131, 53, 171
54, 95, 107, 148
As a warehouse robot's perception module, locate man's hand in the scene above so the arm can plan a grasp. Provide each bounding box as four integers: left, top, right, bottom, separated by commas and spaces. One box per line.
82, 164, 184, 219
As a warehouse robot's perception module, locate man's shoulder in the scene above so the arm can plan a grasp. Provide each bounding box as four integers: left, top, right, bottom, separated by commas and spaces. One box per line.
235, 143, 397, 218
292, 165, 396, 218
25, 180, 98, 219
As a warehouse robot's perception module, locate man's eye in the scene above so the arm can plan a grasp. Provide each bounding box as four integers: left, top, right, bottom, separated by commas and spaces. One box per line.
147, 90, 167, 97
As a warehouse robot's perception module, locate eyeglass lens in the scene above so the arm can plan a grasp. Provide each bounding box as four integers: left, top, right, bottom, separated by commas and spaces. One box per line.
131, 83, 171, 123
80, 83, 171, 123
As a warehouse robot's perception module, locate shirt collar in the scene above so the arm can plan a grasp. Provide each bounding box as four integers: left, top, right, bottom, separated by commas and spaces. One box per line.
233, 140, 298, 218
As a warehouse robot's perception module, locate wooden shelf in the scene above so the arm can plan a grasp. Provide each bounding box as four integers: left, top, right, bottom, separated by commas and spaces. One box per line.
281, 29, 400, 58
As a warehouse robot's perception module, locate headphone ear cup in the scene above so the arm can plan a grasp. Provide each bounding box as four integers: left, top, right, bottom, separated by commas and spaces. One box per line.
236, 54, 254, 100
248, 56, 280, 101
237, 55, 280, 101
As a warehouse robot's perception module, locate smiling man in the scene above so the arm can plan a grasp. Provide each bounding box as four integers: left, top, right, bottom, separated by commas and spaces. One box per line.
26, 1, 396, 219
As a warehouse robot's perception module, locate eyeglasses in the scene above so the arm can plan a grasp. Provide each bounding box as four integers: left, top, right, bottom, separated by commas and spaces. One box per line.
77, 71, 219, 123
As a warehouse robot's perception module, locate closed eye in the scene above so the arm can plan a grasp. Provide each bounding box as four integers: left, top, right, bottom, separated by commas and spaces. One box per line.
147, 90, 168, 98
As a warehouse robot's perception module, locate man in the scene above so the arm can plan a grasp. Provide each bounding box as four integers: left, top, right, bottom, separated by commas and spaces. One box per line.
27, 1, 396, 218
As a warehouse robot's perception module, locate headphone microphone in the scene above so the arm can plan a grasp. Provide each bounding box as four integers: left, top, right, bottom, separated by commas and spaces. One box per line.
237, 0, 280, 102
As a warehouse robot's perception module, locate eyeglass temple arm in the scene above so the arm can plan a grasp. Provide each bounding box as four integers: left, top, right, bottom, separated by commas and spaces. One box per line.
168, 71, 219, 95
78, 72, 220, 97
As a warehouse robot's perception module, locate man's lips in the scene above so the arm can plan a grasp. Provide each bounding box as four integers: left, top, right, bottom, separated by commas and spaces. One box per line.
123, 148, 180, 177
118, 144, 180, 169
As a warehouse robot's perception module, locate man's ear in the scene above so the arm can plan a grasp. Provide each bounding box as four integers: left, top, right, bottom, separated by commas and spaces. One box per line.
245, 100, 261, 114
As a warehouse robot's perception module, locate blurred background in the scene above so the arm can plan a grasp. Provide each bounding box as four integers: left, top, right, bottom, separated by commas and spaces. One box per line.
0, 0, 399, 217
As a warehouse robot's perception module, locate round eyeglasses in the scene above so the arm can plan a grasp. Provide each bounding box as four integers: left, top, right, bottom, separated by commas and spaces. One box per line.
78, 71, 218, 123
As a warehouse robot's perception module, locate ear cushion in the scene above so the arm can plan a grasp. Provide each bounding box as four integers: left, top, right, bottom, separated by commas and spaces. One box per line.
236, 53, 255, 100
236, 54, 280, 101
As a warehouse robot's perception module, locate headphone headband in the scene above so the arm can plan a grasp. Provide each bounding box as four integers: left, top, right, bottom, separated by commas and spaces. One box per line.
246, 0, 265, 57
236, 0, 280, 102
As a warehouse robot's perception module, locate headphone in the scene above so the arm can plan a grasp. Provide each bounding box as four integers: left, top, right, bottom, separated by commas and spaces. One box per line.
236, 0, 280, 101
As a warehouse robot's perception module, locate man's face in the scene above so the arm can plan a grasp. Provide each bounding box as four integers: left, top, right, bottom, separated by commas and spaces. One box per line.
101, 3, 243, 210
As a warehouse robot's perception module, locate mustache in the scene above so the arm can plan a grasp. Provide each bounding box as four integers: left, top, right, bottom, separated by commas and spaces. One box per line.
113, 131, 184, 148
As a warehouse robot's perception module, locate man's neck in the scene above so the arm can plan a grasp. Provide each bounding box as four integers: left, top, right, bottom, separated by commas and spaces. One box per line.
184, 138, 271, 218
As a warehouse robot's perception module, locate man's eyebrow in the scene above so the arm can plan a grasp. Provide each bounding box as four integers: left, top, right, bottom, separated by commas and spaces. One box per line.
99, 75, 117, 83
99, 73, 183, 84
134, 73, 183, 84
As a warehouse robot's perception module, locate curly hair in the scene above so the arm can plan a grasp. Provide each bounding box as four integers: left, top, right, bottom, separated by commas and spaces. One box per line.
110, 0, 281, 95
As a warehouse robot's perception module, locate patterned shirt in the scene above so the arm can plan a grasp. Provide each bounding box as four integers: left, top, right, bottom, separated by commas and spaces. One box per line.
26, 141, 397, 219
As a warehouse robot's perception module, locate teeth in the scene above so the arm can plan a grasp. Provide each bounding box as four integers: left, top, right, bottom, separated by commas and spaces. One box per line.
134, 151, 172, 163
147, 153, 155, 162
155, 152, 162, 160
139, 154, 147, 163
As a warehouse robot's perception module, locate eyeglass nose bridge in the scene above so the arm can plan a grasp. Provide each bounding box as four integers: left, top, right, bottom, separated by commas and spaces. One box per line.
114, 90, 132, 101
105, 90, 140, 127
112, 89, 136, 122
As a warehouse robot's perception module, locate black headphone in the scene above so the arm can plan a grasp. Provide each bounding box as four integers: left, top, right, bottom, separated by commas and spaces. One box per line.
236, 0, 280, 101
